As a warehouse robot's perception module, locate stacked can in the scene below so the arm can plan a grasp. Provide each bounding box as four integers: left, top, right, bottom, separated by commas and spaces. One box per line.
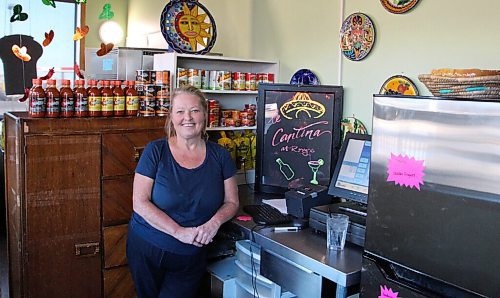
232, 72, 246, 91
136, 70, 151, 84
138, 84, 157, 117
256, 73, 275, 87
245, 73, 257, 91
208, 99, 220, 127
177, 68, 188, 87
239, 109, 256, 127
188, 69, 202, 89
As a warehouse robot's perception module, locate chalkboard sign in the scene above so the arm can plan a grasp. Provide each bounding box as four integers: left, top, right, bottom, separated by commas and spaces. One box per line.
255, 84, 343, 194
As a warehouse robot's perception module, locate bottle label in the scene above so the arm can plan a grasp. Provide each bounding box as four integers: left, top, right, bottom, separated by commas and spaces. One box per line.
46, 95, 60, 113
102, 96, 114, 112
88, 96, 102, 112
126, 96, 139, 111
114, 96, 125, 111
75, 95, 89, 112
61, 95, 75, 112
30, 95, 46, 113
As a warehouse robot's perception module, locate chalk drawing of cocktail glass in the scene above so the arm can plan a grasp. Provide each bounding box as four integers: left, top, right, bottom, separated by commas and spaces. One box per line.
308, 159, 324, 185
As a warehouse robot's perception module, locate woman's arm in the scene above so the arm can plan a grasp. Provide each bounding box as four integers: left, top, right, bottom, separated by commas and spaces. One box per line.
195, 176, 239, 245
132, 173, 201, 246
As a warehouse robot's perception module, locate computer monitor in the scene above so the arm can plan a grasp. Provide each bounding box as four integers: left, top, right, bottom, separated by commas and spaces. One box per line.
328, 132, 371, 205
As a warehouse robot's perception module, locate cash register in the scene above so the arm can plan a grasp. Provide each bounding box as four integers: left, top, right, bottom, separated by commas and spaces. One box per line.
309, 133, 371, 247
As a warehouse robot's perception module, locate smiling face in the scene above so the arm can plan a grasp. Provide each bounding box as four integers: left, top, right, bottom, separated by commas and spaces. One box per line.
170, 92, 207, 140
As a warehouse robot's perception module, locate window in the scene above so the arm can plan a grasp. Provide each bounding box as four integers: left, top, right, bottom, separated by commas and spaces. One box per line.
0, 0, 83, 104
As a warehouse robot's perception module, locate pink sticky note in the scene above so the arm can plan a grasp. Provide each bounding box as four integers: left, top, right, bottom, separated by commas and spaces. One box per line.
236, 215, 252, 221
379, 285, 399, 298
387, 153, 425, 190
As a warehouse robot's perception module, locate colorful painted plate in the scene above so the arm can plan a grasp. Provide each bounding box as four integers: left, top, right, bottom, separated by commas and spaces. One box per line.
380, 0, 420, 14
341, 117, 368, 142
340, 13, 376, 62
160, 0, 217, 55
379, 75, 419, 96
290, 69, 320, 85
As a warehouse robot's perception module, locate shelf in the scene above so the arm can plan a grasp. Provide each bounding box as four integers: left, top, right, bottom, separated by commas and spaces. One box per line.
176, 53, 277, 64
207, 126, 256, 131
201, 90, 258, 95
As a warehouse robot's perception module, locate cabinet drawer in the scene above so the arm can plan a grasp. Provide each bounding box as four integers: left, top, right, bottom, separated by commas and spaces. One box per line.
104, 266, 135, 298
104, 224, 128, 268
102, 130, 165, 177
103, 176, 134, 226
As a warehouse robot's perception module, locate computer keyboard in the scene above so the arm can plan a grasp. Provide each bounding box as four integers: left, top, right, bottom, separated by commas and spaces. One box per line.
243, 204, 291, 225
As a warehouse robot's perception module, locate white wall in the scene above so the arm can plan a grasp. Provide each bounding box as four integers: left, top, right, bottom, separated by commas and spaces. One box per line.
125, 0, 500, 131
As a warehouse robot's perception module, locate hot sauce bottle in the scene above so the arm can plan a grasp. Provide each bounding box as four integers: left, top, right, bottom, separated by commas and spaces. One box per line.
60, 79, 74, 118
74, 79, 88, 117
29, 78, 46, 118
122, 81, 130, 94
45, 79, 60, 118
88, 80, 102, 117
101, 80, 114, 117
113, 80, 125, 116
125, 81, 139, 116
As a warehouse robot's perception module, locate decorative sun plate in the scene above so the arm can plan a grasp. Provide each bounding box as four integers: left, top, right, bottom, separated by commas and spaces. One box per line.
379, 75, 419, 96
340, 13, 375, 61
380, 0, 420, 14
160, 0, 216, 55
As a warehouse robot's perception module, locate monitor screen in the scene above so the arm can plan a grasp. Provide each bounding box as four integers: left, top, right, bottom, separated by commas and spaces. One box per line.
328, 132, 371, 204
254, 84, 343, 194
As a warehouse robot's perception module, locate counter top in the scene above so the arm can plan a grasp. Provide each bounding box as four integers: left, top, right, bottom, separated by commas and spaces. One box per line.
231, 185, 363, 287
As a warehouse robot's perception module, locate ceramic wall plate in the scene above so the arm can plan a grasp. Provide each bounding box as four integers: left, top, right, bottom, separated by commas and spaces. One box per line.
379, 75, 419, 96
160, 0, 216, 54
380, 0, 420, 14
341, 117, 368, 142
340, 13, 375, 61
290, 69, 320, 85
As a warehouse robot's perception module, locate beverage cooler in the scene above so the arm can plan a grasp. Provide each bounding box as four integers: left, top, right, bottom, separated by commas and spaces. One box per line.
361, 95, 500, 297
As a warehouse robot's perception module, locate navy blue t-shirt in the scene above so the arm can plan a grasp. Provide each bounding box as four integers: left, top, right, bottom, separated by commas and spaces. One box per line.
129, 138, 237, 255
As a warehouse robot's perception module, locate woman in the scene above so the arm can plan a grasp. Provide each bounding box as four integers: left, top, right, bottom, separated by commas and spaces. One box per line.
126, 86, 239, 298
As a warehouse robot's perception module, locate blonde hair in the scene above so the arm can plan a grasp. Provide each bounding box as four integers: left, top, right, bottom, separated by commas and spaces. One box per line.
165, 86, 209, 140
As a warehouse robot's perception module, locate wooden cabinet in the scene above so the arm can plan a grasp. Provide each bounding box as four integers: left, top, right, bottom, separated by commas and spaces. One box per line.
4, 112, 166, 297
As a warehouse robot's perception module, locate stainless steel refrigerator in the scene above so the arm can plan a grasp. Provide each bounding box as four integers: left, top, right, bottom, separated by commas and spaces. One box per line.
361, 95, 500, 297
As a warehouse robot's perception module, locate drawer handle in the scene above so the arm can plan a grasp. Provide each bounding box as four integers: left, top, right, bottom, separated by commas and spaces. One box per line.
75, 242, 100, 257
134, 146, 145, 162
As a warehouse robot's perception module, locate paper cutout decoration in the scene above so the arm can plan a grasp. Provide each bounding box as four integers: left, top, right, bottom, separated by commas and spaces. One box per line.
387, 153, 425, 190
39, 67, 55, 80
42, 30, 54, 47
10, 4, 28, 22
379, 285, 399, 298
75, 0, 87, 4
18, 88, 30, 102
12, 44, 31, 61
99, 4, 115, 20
96, 42, 114, 56
74, 63, 84, 79
73, 25, 89, 41
340, 13, 375, 61
42, 0, 56, 8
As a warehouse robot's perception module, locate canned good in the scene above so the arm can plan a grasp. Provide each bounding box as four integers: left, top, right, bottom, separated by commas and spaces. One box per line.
231, 110, 240, 120
139, 97, 156, 117
208, 114, 219, 127
232, 72, 245, 91
221, 109, 232, 118
245, 73, 256, 91
268, 73, 275, 83
201, 70, 209, 89
208, 70, 218, 90
156, 98, 170, 116
188, 69, 201, 88
257, 73, 269, 84
177, 68, 188, 87
136, 70, 151, 84
222, 71, 232, 90
225, 118, 235, 127
155, 70, 170, 85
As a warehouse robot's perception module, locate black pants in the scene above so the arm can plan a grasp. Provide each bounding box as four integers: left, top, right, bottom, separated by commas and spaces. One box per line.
126, 227, 207, 298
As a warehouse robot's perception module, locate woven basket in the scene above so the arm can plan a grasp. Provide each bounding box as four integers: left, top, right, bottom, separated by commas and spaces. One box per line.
418, 74, 500, 99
